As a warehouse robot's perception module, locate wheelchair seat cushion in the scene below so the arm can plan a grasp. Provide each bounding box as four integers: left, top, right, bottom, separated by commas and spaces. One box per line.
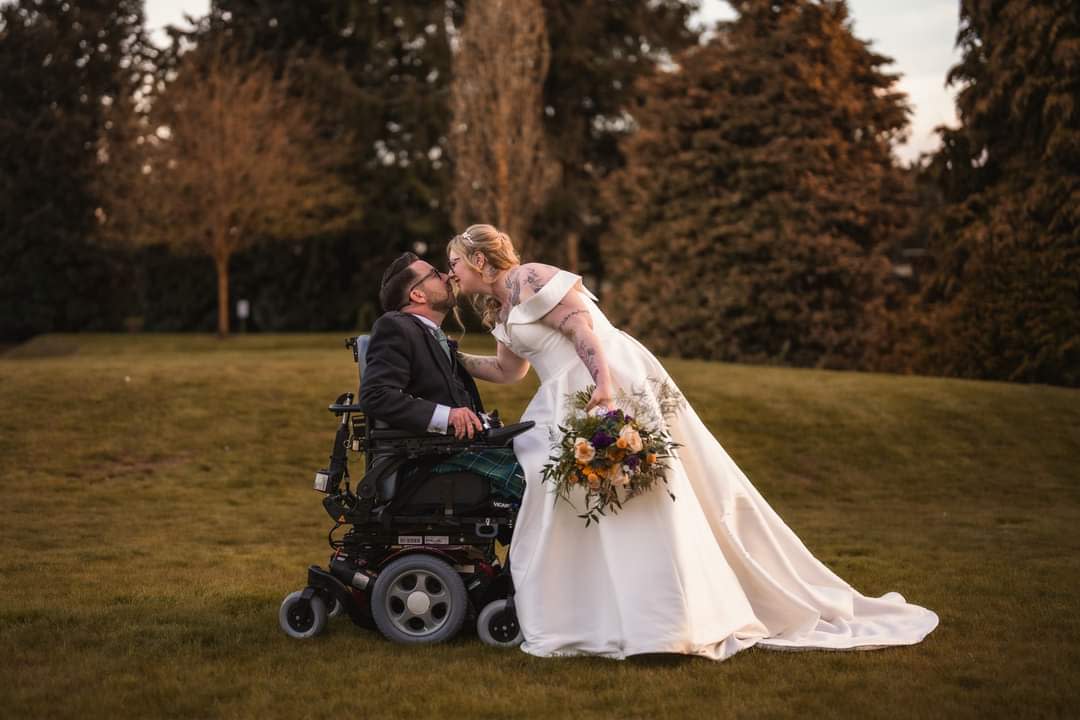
430, 448, 524, 502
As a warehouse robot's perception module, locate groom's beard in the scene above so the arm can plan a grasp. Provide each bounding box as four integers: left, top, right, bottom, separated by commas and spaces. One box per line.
429, 284, 456, 314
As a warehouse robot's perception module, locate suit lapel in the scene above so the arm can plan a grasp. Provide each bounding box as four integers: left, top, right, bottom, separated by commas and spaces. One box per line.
403, 314, 458, 394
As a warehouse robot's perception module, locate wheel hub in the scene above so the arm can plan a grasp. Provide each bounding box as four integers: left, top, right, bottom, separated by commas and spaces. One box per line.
288, 602, 314, 632
385, 569, 450, 637
406, 591, 432, 615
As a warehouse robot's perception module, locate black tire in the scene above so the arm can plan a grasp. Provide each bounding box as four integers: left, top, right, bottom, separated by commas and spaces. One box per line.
279, 590, 327, 639
370, 554, 467, 644
477, 599, 524, 648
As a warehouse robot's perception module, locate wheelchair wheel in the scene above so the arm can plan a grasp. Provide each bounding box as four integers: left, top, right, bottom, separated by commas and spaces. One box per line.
477, 599, 524, 648
327, 595, 344, 619
370, 554, 467, 644
279, 590, 327, 639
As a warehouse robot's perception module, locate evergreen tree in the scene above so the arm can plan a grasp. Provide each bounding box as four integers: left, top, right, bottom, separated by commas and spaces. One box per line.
603, 0, 913, 369
535, 0, 699, 271
0, 0, 151, 340
912, 0, 1080, 386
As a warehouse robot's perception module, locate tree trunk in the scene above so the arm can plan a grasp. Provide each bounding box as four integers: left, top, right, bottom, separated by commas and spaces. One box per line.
215, 252, 230, 338
566, 231, 579, 273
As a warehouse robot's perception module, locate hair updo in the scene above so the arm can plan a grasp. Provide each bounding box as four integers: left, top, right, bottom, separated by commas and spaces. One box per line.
447, 224, 521, 329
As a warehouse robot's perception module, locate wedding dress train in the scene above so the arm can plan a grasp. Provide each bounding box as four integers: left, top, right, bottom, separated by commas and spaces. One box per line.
493, 270, 938, 660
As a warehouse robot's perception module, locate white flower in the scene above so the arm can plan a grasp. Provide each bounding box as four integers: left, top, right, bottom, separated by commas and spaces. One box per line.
618, 424, 644, 453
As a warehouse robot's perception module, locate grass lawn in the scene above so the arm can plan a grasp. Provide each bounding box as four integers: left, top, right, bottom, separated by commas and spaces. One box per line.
2, 333, 1079, 719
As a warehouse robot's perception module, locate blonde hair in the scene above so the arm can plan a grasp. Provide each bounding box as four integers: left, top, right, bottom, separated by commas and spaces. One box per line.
447, 224, 521, 329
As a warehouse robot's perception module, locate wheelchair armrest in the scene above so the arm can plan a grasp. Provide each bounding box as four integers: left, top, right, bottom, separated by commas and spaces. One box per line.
479, 421, 535, 448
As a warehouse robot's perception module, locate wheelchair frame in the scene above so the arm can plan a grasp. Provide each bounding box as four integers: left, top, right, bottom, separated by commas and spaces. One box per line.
280, 335, 532, 645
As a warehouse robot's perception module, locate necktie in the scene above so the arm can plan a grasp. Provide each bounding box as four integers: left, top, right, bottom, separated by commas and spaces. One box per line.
431, 326, 452, 363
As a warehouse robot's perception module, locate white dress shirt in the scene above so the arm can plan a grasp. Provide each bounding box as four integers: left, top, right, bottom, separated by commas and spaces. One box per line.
405, 312, 452, 434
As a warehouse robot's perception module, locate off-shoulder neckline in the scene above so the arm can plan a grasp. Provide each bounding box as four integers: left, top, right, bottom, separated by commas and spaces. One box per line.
491, 269, 592, 335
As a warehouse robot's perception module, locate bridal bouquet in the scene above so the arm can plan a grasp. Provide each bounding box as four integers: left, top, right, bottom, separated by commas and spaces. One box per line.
540, 378, 685, 526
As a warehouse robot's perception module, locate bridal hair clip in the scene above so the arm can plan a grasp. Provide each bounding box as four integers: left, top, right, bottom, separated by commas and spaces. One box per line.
460, 229, 473, 243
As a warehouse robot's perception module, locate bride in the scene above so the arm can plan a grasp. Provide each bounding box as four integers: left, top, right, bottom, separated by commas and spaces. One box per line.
446, 223, 938, 660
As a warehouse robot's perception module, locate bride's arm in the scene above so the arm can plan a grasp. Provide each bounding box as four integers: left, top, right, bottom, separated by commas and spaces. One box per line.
539, 292, 615, 412
458, 341, 530, 384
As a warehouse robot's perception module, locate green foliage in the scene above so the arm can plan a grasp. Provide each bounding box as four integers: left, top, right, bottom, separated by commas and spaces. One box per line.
603, 0, 913, 370
539, 380, 684, 525
0, 0, 150, 340
532, 0, 700, 269
135, 1, 461, 332
910, 0, 1080, 386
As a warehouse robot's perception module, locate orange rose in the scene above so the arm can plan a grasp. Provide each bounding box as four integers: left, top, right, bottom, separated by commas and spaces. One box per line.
574, 438, 596, 463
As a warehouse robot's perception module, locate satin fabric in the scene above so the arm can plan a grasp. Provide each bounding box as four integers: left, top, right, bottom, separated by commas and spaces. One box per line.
492, 270, 938, 661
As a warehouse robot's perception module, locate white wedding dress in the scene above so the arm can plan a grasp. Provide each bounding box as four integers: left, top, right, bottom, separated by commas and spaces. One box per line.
492, 270, 938, 660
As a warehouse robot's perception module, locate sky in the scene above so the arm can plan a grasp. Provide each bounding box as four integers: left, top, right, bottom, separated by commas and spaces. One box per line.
145, 0, 961, 163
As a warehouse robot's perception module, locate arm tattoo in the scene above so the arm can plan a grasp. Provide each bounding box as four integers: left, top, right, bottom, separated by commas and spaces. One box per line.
460, 353, 502, 380
564, 322, 602, 383
557, 309, 587, 334
574, 336, 602, 383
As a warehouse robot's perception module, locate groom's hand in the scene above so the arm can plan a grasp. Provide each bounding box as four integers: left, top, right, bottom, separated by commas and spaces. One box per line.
448, 407, 484, 440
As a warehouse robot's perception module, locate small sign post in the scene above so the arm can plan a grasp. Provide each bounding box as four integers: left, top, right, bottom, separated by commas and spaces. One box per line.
236, 298, 250, 334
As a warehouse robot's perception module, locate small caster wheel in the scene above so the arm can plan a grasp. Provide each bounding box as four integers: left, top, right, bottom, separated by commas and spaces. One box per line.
279, 590, 327, 639
327, 595, 344, 619
477, 599, 523, 648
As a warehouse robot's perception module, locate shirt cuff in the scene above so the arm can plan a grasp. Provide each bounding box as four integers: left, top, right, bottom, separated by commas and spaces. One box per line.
427, 404, 451, 434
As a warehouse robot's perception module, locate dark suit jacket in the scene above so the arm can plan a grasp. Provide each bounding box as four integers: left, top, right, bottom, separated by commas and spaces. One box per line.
359, 311, 485, 433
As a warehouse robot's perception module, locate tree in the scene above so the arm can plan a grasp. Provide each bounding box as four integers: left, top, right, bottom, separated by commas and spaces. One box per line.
153, 1, 462, 331
96, 40, 360, 336
449, 0, 559, 258
602, 0, 913, 369
0, 0, 151, 340
536, 0, 700, 270
911, 0, 1080, 386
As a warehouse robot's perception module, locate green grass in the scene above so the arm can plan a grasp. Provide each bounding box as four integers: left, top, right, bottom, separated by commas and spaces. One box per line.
2, 333, 1079, 719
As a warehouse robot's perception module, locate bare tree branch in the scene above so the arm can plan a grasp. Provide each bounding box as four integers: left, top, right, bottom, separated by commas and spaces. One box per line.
94, 41, 360, 336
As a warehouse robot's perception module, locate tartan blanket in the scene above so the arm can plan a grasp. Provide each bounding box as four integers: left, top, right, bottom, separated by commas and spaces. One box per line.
431, 448, 525, 502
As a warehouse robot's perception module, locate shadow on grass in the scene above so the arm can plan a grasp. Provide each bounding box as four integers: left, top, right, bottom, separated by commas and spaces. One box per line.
626, 653, 699, 667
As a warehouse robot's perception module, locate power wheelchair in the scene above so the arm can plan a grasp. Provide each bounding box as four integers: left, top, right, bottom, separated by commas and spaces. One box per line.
279, 336, 533, 647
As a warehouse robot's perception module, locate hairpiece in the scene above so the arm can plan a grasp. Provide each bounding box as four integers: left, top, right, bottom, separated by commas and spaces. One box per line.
460, 229, 473, 243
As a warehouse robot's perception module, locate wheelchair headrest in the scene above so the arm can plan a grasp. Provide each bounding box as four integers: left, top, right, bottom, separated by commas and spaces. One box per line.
347, 334, 371, 374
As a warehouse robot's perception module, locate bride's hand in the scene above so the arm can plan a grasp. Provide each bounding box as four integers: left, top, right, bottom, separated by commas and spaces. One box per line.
585, 385, 617, 414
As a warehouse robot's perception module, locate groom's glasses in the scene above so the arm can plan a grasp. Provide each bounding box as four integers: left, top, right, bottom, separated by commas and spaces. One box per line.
408, 267, 443, 293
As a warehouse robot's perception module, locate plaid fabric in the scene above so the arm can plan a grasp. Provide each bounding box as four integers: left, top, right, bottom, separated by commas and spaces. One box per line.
431, 448, 525, 502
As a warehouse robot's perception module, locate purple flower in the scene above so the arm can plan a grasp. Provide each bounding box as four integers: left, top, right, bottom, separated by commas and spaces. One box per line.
591, 430, 615, 448
626, 454, 641, 470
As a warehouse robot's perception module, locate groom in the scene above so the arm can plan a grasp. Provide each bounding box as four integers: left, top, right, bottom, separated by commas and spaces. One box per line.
358, 252, 524, 502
